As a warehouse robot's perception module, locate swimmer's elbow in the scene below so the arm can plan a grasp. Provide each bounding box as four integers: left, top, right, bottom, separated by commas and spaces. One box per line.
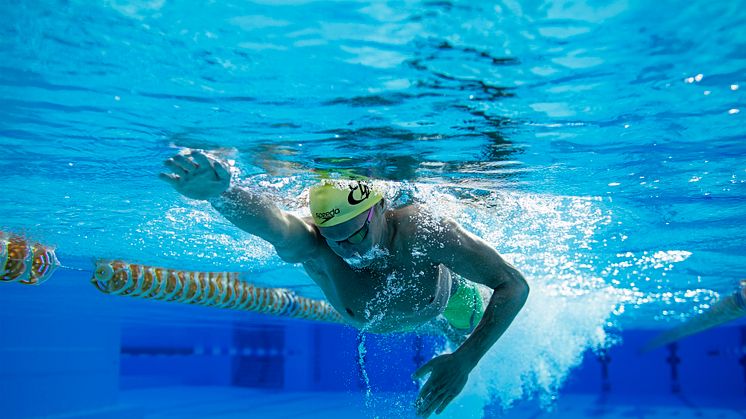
488, 265, 528, 301
505, 268, 529, 304
516, 275, 529, 303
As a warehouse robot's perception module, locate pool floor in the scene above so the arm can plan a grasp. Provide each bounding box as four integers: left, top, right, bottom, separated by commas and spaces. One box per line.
38, 386, 746, 418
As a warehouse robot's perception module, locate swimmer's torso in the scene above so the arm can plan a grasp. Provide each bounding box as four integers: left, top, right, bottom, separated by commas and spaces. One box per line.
304, 255, 451, 333
302, 208, 452, 333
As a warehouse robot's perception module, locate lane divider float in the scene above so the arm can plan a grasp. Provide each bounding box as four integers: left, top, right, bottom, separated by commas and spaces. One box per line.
92, 259, 343, 324
0, 231, 343, 324
0, 232, 60, 285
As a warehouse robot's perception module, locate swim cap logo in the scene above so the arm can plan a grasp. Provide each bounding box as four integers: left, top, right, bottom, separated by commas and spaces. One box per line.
348, 182, 371, 205
316, 208, 340, 224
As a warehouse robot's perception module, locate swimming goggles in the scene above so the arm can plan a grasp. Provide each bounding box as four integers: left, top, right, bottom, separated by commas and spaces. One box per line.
336, 207, 374, 245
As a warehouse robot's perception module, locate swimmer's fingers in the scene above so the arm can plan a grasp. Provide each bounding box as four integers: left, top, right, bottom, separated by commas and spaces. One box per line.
418, 377, 438, 399
190, 151, 213, 168
159, 172, 180, 186
434, 393, 455, 415
173, 154, 199, 169
417, 386, 445, 418
213, 160, 231, 181
416, 382, 435, 409
415, 378, 441, 415
164, 158, 189, 174
424, 391, 448, 418
188, 151, 230, 181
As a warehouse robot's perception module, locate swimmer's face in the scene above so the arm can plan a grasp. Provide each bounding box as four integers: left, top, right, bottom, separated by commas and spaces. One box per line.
318, 201, 384, 262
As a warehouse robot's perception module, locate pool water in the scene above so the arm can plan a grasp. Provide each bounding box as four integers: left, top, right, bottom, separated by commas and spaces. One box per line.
1, 0, 745, 417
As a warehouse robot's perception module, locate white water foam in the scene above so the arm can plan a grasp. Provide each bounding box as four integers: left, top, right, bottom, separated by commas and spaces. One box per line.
343, 245, 391, 270
412, 185, 619, 416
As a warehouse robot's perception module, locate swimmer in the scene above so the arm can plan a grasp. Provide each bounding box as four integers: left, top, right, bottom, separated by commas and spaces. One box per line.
160, 150, 529, 417
643, 280, 746, 352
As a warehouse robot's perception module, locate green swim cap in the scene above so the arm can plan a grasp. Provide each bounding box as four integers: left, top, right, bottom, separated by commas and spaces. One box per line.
309, 180, 383, 227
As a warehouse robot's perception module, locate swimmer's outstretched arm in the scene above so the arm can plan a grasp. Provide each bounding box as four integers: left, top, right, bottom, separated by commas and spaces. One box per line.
160, 150, 318, 263
413, 219, 529, 417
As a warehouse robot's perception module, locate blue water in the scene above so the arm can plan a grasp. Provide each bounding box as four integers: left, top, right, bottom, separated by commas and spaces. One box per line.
1, 0, 745, 418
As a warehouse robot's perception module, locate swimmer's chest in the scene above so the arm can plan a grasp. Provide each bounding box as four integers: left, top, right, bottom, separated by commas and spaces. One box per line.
304, 257, 447, 325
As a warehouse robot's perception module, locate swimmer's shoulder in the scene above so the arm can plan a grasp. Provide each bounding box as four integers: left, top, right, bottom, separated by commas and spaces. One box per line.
390, 203, 445, 225
388, 203, 425, 222
275, 216, 327, 263
388, 204, 419, 234
388, 204, 445, 246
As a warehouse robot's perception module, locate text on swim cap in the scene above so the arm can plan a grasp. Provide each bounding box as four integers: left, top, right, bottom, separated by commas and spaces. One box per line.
316, 208, 340, 224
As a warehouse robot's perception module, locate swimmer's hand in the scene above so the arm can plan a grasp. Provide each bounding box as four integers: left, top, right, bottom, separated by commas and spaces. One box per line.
413, 353, 470, 417
159, 150, 231, 200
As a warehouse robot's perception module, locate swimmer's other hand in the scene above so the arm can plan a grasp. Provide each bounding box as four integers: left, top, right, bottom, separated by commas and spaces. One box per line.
413, 353, 470, 417
159, 150, 231, 200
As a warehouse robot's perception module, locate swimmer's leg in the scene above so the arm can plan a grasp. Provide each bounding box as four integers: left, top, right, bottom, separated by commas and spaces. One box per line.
643, 282, 746, 351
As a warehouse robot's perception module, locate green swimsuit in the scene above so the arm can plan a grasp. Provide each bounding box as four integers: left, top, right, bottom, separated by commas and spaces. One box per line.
442, 279, 485, 331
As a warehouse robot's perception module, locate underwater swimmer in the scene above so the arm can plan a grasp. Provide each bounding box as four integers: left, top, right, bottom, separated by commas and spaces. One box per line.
160, 150, 529, 417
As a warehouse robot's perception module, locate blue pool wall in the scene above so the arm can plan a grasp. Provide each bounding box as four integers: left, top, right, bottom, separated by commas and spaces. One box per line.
1, 268, 745, 418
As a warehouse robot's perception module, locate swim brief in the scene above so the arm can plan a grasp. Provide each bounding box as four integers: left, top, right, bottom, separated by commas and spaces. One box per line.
442, 280, 485, 331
